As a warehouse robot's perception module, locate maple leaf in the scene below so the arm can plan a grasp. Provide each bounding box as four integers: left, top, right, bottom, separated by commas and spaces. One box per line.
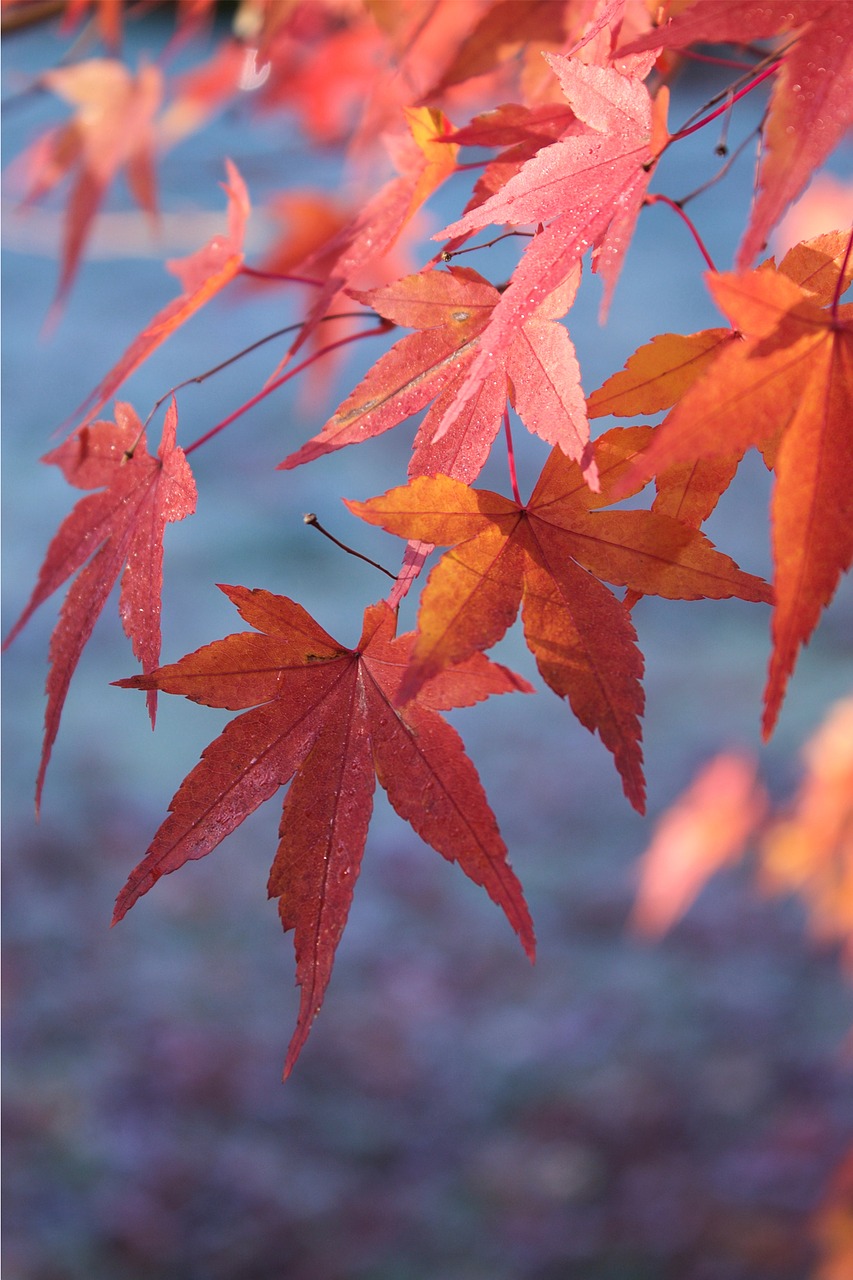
113, 590, 535, 1078
258, 17, 395, 145
618, 0, 853, 267
438, 55, 669, 297
453, 102, 582, 218
449, 102, 579, 151
157, 37, 248, 148
613, 237, 853, 737
280, 263, 596, 486
586, 232, 853, 431
427, 54, 669, 443
348, 427, 773, 813
22, 57, 163, 319
68, 159, 249, 428
252, 190, 350, 280
4, 401, 196, 811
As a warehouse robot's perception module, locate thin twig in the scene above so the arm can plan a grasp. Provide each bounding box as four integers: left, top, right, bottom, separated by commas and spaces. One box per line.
240, 265, 324, 287
676, 126, 762, 207
184, 324, 389, 455
441, 229, 535, 262
141, 311, 376, 436
668, 58, 782, 144
644, 194, 717, 273
304, 514, 397, 581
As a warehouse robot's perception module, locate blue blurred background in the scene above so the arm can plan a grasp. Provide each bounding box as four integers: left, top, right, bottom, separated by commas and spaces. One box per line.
3, 10, 853, 1278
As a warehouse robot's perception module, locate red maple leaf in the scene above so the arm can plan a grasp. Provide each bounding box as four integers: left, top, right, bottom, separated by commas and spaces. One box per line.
452, 101, 582, 220
4, 401, 196, 810
618, 0, 853, 267
439, 54, 668, 303
21, 56, 163, 320
348, 427, 773, 814
280, 263, 596, 486
113, 590, 535, 1078
427, 54, 669, 443
69, 159, 249, 428
449, 102, 579, 151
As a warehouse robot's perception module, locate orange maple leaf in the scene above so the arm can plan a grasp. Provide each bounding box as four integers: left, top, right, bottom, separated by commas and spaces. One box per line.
629, 695, 853, 966
760, 695, 853, 970
614, 235, 853, 736
588, 326, 743, 539
348, 426, 773, 813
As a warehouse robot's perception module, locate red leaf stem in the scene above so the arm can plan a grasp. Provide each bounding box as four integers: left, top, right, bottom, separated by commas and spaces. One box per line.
184, 324, 390, 456
668, 59, 782, 144
644, 194, 717, 273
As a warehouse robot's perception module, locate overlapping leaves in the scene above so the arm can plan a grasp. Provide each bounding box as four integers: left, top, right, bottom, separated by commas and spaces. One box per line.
611, 234, 853, 735
281, 263, 595, 485
6, 0, 853, 1084
348, 428, 773, 814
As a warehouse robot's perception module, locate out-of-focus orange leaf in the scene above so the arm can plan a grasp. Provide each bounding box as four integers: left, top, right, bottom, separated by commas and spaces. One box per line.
255, 191, 350, 280
761, 696, 853, 969
630, 751, 767, 938
775, 175, 853, 259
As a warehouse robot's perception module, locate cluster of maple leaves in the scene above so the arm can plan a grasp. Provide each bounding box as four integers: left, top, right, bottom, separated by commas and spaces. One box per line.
4, 0, 852, 1081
